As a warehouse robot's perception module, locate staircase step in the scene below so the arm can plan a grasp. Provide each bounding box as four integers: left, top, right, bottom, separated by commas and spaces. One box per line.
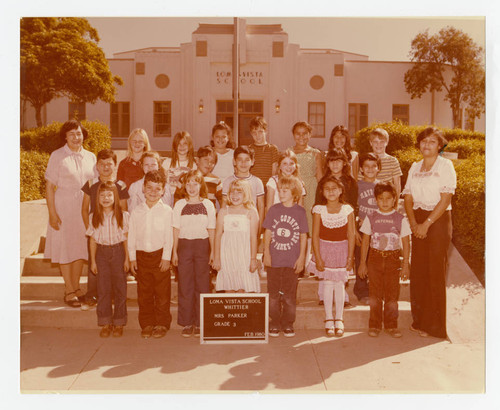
20, 298, 412, 330
22, 254, 73, 276
20, 276, 411, 302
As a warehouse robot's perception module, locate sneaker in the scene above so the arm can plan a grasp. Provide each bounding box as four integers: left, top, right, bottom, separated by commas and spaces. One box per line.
283, 328, 295, 337
81, 297, 97, 311
126, 274, 135, 281
368, 328, 381, 337
141, 325, 154, 339
112, 325, 123, 337
152, 325, 168, 338
194, 327, 200, 337
269, 328, 280, 337
385, 328, 402, 338
344, 302, 354, 309
182, 325, 194, 338
99, 325, 112, 338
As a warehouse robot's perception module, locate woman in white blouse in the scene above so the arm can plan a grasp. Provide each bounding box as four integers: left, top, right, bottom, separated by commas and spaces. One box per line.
403, 127, 457, 339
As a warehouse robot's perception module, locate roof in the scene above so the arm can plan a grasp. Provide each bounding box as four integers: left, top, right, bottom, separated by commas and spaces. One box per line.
193, 23, 285, 35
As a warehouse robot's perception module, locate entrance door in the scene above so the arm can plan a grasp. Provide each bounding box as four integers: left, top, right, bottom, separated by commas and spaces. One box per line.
216, 100, 263, 146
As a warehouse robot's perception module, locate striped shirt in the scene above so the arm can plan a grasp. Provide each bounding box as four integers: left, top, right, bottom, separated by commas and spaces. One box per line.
376, 154, 402, 183
249, 143, 279, 186
86, 211, 129, 246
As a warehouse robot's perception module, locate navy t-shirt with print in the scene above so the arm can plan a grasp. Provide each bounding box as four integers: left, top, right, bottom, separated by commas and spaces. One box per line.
262, 203, 309, 268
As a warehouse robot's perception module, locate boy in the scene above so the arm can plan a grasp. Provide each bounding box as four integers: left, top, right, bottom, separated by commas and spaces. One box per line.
353, 153, 381, 304
368, 128, 402, 198
262, 175, 308, 337
248, 116, 279, 187
128, 170, 173, 339
358, 182, 410, 338
81, 149, 130, 309
222, 145, 265, 228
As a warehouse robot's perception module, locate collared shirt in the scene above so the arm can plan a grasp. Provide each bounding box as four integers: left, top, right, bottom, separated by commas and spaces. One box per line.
86, 211, 129, 246
128, 199, 173, 261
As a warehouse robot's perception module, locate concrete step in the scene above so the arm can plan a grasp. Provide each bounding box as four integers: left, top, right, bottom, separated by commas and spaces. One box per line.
22, 254, 71, 276
20, 276, 411, 302
20, 298, 412, 330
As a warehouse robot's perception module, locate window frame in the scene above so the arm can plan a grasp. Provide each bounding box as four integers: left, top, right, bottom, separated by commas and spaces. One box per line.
308, 102, 326, 138
392, 104, 410, 124
68, 101, 86, 121
153, 101, 172, 138
110, 101, 130, 139
348, 103, 368, 134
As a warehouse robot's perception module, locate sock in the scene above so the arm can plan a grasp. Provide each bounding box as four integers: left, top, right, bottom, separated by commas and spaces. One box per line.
323, 280, 334, 327
334, 281, 345, 321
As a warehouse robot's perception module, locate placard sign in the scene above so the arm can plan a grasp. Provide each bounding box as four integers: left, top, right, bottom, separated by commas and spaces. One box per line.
200, 293, 269, 344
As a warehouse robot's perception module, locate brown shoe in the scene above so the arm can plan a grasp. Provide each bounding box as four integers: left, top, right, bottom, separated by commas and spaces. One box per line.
99, 325, 112, 338
152, 325, 168, 338
112, 325, 124, 337
141, 325, 154, 339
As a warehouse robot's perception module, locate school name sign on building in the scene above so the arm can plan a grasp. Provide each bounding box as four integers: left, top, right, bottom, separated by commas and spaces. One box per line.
200, 293, 269, 344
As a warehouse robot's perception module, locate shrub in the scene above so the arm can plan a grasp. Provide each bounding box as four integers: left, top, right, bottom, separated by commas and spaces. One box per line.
451, 154, 485, 274
393, 147, 422, 188
354, 121, 485, 155
20, 149, 50, 202
20, 120, 111, 155
445, 139, 485, 159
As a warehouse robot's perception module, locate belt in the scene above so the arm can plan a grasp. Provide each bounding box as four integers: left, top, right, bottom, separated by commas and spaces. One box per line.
370, 248, 401, 257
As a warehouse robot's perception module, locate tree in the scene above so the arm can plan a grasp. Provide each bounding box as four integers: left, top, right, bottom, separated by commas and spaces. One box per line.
21, 18, 123, 127
404, 26, 485, 129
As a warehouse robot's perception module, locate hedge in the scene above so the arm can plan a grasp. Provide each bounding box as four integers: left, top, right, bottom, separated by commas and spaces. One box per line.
20, 149, 50, 202
354, 121, 485, 155
20, 120, 111, 155
444, 138, 485, 159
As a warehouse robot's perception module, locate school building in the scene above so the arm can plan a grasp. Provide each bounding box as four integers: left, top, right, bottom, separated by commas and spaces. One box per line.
20, 21, 485, 152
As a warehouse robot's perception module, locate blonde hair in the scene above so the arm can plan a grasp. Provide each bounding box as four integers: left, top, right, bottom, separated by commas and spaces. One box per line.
127, 128, 151, 157
369, 128, 390, 142
277, 149, 301, 178
278, 175, 303, 204
226, 179, 254, 209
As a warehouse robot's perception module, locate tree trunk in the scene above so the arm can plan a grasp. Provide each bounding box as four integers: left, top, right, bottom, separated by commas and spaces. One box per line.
35, 105, 42, 128
452, 104, 462, 129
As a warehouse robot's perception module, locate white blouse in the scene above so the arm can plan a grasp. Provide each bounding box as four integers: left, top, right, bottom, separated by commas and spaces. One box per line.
402, 155, 456, 211
212, 149, 235, 181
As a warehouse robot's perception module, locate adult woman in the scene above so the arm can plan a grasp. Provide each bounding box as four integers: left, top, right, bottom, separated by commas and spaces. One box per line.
328, 125, 359, 180
45, 120, 97, 307
403, 127, 456, 338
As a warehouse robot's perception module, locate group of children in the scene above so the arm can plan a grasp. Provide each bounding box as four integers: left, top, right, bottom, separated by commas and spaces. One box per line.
81, 118, 409, 341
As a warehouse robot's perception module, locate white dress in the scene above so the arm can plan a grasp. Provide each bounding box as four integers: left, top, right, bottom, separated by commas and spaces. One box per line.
216, 208, 260, 292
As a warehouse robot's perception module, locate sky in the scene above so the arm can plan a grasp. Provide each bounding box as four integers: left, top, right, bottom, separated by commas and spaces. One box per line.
87, 16, 485, 62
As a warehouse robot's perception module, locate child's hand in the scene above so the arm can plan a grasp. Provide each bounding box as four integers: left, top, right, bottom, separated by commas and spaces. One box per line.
293, 257, 305, 274
90, 261, 98, 275
249, 258, 259, 273
316, 258, 325, 272
172, 252, 178, 267
49, 212, 62, 230
159, 259, 170, 272
400, 264, 410, 281
346, 258, 354, 272
130, 260, 138, 275
263, 252, 271, 268
123, 258, 130, 273
209, 250, 214, 266
358, 263, 368, 279
212, 257, 221, 271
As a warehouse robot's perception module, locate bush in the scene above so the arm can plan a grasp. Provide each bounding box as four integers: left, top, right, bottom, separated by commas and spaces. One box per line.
451, 154, 485, 275
20, 149, 50, 202
20, 120, 111, 155
393, 147, 422, 188
445, 139, 485, 159
354, 121, 485, 155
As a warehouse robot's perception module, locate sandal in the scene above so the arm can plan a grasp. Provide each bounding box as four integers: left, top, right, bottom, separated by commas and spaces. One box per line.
324, 320, 335, 337
64, 292, 81, 308
75, 288, 86, 303
334, 319, 344, 337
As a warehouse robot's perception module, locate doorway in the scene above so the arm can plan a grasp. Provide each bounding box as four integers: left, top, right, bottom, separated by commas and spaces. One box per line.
216, 100, 263, 146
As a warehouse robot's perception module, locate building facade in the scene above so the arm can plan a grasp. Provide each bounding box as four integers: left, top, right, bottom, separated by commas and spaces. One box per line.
20, 22, 485, 152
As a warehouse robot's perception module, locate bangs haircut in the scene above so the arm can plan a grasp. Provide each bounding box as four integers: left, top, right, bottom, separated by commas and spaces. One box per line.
359, 152, 381, 170
234, 145, 255, 161
141, 151, 161, 167
277, 149, 300, 178
97, 149, 117, 165
144, 169, 167, 188
416, 127, 448, 151
315, 175, 345, 205
180, 169, 208, 199
249, 116, 268, 131
374, 181, 397, 199
292, 121, 312, 134
197, 145, 217, 164
172, 131, 195, 168
227, 179, 254, 209
278, 175, 303, 203
92, 181, 124, 229
211, 121, 235, 149
369, 127, 390, 142
328, 125, 353, 160
127, 128, 151, 157
60, 119, 88, 146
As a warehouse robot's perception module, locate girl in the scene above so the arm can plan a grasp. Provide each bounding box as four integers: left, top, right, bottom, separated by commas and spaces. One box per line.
210, 121, 236, 181
265, 149, 306, 213
117, 129, 151, 188
308, 176, 355, 337
289, 122, 323, 233
87, 182, 130, 338
329, 125, 359, 180
172, 170, 216, 337
128, 151, 173, 211
212, 179, 260, 292
162, 131, 197, 201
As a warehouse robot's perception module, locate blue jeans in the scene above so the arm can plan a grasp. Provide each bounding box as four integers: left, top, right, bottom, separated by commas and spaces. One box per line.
177, 238, 210, 327
267, 267, 297, 330
95, 243, 127, 326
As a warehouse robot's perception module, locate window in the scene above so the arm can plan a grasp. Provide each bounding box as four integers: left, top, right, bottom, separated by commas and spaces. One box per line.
154, 101, 171, 137
196, 41, 207, 57
110, 102, 130, 138
392, 104, 409, 124
348, 103, 368, 134
308, 102, 326, 138
68, 102, 86, 121
272, 41, 284, 57
334, 64, 344, 77
136, 62, 145, 75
